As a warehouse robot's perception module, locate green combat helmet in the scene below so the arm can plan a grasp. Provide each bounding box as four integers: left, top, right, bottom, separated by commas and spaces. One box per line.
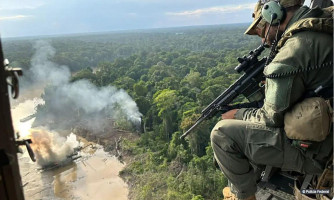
245, 0, 305, 35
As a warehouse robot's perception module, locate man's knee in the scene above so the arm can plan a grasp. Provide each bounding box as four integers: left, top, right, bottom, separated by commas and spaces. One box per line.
210, 120, 229, 144
211, 120, 242, 152
211, 119, 244, 140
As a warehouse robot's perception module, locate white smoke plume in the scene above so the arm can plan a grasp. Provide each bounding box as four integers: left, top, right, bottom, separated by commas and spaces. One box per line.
30, 40, 70, 86
29, 40, 142, 132
11, 40, 142, 166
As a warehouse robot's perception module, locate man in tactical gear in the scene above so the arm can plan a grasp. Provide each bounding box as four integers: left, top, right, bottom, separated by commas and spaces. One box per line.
211, 0, 333, 199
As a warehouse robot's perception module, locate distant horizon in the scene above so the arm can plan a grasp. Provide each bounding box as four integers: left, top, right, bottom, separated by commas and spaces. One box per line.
1, 0, 312, 39
2, 22, 250, 40
0, 1, 259, 38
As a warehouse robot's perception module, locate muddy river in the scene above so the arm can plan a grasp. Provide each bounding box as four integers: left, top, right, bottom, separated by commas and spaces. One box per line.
12, 99, 129, 200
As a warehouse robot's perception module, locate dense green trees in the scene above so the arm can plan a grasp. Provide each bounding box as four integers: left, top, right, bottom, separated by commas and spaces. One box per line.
5, 24, 260, 199
153, 89, 179, 139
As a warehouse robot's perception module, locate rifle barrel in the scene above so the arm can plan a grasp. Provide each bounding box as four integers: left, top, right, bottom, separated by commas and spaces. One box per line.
180, 117, 205, 139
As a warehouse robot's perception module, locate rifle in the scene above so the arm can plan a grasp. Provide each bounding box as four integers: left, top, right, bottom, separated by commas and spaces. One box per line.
180, 45, 267, 139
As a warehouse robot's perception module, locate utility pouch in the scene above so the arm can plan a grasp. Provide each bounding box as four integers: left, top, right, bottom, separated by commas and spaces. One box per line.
284, 97, 332, 142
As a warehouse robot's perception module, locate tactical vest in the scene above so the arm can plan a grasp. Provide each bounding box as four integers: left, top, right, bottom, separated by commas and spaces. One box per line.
282, 7, 333, 200
262, 7, 334, 200
277, 6, 333, 49
264, 6, 333, 80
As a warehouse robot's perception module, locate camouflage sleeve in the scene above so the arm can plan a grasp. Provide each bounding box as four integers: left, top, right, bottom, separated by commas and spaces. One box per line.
235, 73, 304, 127
234, 35, 307, 127
234, 31, 332, 127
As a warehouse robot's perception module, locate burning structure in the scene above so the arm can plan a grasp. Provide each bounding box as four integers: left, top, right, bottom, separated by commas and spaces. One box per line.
29, 129, 79, 168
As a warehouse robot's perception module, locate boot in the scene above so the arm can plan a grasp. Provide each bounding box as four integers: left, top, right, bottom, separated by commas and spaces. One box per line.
223, 187, 256, 200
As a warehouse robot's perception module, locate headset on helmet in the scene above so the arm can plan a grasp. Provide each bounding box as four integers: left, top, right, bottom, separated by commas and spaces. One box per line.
261, 1, 286, 25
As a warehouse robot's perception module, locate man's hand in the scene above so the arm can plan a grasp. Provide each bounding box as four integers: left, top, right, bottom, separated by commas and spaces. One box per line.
222, 109, 238, 120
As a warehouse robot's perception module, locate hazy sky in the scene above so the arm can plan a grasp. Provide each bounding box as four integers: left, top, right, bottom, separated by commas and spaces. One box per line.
0, 0, 312, 38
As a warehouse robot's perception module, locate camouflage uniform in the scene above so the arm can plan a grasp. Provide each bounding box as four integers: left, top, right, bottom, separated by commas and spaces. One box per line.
211, 4, 333, 199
